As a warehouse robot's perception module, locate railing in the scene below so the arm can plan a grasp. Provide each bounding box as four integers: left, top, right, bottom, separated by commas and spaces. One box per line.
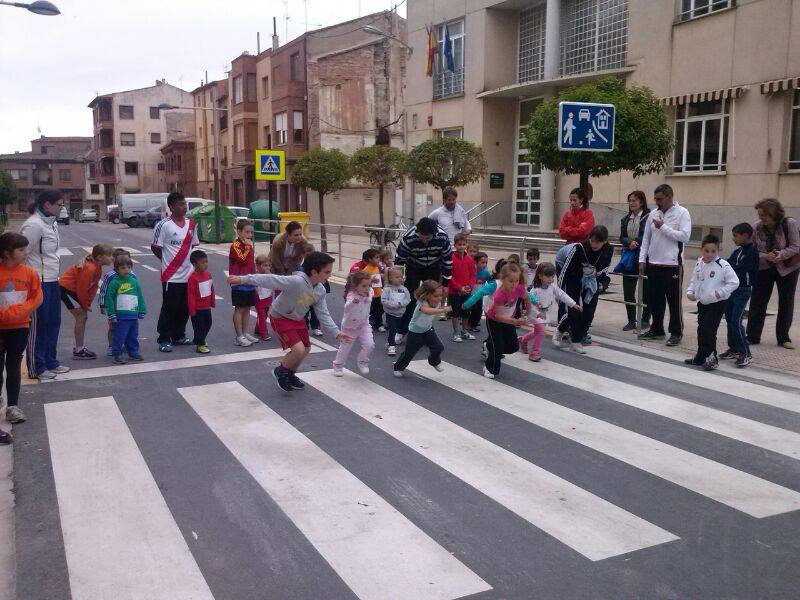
433, 67, 464, 99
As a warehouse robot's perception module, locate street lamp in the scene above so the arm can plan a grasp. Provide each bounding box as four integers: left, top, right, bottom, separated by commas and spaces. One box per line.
362, 24, 413, 55
0, 0, 60, 15
159, 102, 228, 244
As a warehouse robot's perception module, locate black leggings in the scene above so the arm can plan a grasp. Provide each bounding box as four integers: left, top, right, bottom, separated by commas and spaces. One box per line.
0, 328, 30, 407
393, 329, 444, 371
485, 318, 519, 376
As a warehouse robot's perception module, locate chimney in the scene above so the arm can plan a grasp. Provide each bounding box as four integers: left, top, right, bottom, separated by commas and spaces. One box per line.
272, 16, 279, 50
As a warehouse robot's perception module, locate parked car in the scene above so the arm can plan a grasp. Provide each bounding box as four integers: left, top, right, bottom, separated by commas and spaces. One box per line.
144, 205, 167, 228
56, 206, 70, 226
229, 206, 250, 225
107, 204, 121, 224
78, 208, 100, 223
185, 198, 213, 213
118, 193, 169, 227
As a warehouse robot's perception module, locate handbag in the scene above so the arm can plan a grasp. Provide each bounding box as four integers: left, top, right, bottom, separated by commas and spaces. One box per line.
613, 248, 635, 274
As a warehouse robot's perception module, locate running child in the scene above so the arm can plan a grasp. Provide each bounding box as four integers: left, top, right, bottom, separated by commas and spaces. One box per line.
484, 263, 531, 379
59, 243, 114, 359
393, 280, 449, 377
463, 258, 508, 359
523, 248, 540, 290
719, 223, 759, 368
228, 251, 351, 392
253, 254, 274, 341
0, 232, 43, 435
105, 254, 146, 365
98, 248, 135, 357
685, 234, 739, 370
467, 252, 490, 332
229, 219, 258, 347
381, 266, 411, 356
187, 250, 215, 354
333, 271, 375, 376
448, 232, 476, 342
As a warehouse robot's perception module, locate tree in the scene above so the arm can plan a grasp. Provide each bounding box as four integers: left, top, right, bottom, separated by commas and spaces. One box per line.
0, 171, 17, 222
524, 77, 672, 192
291, 148, 351, 253
405, 137, 488, 192
351, 145, 407, 229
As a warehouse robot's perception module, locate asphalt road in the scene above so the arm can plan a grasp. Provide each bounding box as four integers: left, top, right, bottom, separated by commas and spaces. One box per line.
10, 221, 800, 599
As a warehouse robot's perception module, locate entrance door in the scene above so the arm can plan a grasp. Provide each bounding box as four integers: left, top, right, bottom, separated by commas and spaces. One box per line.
514, 99, 542, 226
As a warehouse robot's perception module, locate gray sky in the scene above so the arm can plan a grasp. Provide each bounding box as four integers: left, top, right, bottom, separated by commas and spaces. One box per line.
0, 0, 406, 153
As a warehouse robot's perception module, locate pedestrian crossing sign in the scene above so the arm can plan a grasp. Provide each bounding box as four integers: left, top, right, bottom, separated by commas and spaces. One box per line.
255, 149, 286, 181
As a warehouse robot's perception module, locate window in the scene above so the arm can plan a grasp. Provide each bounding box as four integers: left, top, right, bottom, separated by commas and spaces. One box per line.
200, 158, 204, 171
124, 162, 138, 175
40, 145, 48, 154
119, 105, 134, 119
158, 162, 165, 172
680, 0, 733, 21
59, 169, 71, 182
275, 112, 288, 145
789, 90, 800, 170
290, 52, 301, 81
433, 20, 464, 100
149, 106, 160, 119
150, 132, 161, 144
33, 168, 51, 185
120, 132, 135, 146
246, 73, 257, 102
234, 124, 244, 151
263, 125, 271, 148
272, 66, 280, 86
88, 163, 96, 178
293, 111, 304, 143
233, 75, 243, 104
90, 184, 100, 194
560, 0, 628, 76
177, 155, 182, 171
262, 76, 269, 99
519, 4, 546, 83
673, 99, 729, 173
7, 169, 22, 180
436, 127, 463, 139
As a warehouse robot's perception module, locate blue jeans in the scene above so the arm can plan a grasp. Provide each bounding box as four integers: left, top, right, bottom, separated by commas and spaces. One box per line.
26, 281, 61, 377
726, 287, 751, 357
112, 318, 140, 357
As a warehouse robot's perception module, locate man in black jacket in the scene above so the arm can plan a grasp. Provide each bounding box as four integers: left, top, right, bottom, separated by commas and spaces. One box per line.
720, 223, 760, 367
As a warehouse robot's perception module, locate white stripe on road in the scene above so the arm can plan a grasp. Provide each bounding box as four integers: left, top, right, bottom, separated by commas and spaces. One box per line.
223, 270, 229, 277
302, 370, 678, 561
310, 337, 337, 352
140, 264, 159, 272
45, 397, 213, 599
506, 353, 800, 460
56, 248, 73, 256
410, 362, 800, 518
215, 295, 224, 301
180, 381, 491, 600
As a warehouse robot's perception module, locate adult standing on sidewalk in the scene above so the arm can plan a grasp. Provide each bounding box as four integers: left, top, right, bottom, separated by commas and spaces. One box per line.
558, 188, 595, 244
21, 190, 70, 380
151, 192, 199, 353
428, 187, 471, 244
395, 217, 453, 336
618, 191, 651, 331
269, 221, 308, 275
637, 184, 692, 346
746, 198, 800, 349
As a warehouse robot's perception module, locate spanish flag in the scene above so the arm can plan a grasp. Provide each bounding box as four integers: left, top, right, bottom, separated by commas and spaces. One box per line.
425, 25, 437, 76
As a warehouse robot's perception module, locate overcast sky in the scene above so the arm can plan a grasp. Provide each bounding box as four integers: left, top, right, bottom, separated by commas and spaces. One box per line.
0, 0, 406, 154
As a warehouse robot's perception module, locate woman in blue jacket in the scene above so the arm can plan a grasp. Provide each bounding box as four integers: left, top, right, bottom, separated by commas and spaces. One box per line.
618, 191, 651, 331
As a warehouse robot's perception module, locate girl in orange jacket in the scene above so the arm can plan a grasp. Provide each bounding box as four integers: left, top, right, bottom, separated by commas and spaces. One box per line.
59, 243, 113, 359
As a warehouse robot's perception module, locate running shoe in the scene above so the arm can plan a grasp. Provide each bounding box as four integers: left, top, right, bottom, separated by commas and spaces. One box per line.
719, 349, 737, 360
73, 347, 97, 360
735, 354, 752, 368
244, 333, 260, 344
159, 343, 173, 353
0, 430, 11, 445
235, 336, 253, 347
173, 337, 193, 346
197, 345, 211, 354
666, 335, 682, 347
272, 367, 293, 392
387, 345, 397, 356
287, 373, 306, 390
461, 331, 476, 341
6, 406, 26, 424
52, 365, 71, 374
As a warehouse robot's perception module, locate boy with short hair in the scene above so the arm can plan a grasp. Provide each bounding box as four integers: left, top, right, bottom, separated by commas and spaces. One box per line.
448, 232, 477, 342
720, 223, 759, 367
523, 248, 540, 290
187, 250, 215, 354
685, 235, 740, 370
105, 255, 147, 365
98, 248, 134, 356
229, 251, 351, 392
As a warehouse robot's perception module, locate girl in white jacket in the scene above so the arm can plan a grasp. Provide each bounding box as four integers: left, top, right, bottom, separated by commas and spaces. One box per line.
333, 270, 375, 376
685, 235, 739, 370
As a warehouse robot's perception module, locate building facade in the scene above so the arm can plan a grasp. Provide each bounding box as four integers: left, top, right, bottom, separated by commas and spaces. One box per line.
405, 0, 800, 245
161, 140, 198, 197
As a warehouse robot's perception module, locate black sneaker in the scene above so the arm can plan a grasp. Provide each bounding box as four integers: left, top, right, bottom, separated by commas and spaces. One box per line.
73, 347, 97, 360
718, 349, 737, 360
684, 357, 703, 366
666, 335, 682, 347
704, 355, 719, 371
288, 373, 305, 390
0, 429, 11, 445
638, 331, 665, 341
272, 367, 293, 392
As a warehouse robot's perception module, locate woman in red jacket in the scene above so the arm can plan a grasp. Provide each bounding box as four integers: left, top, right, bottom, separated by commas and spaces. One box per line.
558, 187, 595, 244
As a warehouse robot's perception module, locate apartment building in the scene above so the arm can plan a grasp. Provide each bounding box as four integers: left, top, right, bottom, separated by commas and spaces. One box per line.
87, 80, 192, 202
406, 0, 800, 243
192, 79, 230, 201
0, 136, 92, 215
161, 139, 197, 197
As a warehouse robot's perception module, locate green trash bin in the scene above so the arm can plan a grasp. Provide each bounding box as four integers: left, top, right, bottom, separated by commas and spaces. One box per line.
248, 200, 279, 242
192, 203, 235, 243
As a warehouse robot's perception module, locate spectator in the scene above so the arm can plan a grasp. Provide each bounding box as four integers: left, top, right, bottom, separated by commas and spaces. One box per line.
428, 187, 472, 244
558, 188, 595, 244
746, 198, 800, 349
269, 221, 308, 275
720, 223, 759, 367
618, 190, 651, 331
638, 184, 692, 347
21, 190, 70, 380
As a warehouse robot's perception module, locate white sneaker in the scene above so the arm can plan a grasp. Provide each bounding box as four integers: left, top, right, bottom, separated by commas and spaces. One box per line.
358, 363, 370, 375
551, 330, 562, 348
378, 325, 387, 333
312, 329, 324, 337
571, 343, 587, 355
396, 334, 405, 345
52, 365, 71, 374
332, 365, 344, 377
461, 331, 476, 340
245, 333, 260, 344
235, 336, 253, 347
483, 367, 495, 379
37, 370, 57, 380
6, 406, 26, 424
393, 369, 403, 378
452, 334, 464, 343
433, 364, 444, 372
480, 342, 488, 358
387, 345, 397, 356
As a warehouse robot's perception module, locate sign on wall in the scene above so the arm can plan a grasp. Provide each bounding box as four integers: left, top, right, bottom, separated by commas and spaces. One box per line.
489, 172, 505, 189
254, 149, 286, 181
557, 102, 616, 152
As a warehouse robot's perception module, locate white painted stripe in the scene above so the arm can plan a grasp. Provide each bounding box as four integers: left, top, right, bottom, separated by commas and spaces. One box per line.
303, 370, 678, 561
45, 397, 213, 599
506, 353, 800, 460
215, 295, 224, 301
409, 362, 800, 518
180, 381, 491, 600
309, 337, 337, 352
583, 345, 800, 415
223, 270, 229, 277
56, 248, 73, 256
121, 246, 143, 255
140, 264, 159, 272
131, 258, 140, 264
45, 347, 322, 382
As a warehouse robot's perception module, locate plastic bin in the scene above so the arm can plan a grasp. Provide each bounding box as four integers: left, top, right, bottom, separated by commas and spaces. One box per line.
249, 200, 280, 241
278, 211, 310, 237
192, 203, 235, 243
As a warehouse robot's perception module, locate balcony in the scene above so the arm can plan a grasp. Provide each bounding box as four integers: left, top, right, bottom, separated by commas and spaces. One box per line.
93, 101, 113, 132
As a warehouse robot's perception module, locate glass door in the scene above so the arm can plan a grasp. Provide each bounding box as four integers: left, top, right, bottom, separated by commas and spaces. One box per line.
514, 99, 542, 226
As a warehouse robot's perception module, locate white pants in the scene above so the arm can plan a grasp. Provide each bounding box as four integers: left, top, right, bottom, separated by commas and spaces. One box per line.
333, 324, 375, 368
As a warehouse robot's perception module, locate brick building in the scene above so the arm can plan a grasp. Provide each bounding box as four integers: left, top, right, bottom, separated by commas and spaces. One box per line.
161, 139, 197, 197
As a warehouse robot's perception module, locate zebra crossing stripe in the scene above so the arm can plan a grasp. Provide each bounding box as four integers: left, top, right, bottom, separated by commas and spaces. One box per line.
506, 353, 800, 460
409, 361, 800, 518
179, 381, 492, 600
56, 248, 73, 256
45, 397, 213, 599
302, 370, 679, 561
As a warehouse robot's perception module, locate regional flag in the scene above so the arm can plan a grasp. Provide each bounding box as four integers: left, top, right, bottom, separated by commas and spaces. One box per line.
444, 24, 454, 72
426, 25, 437, 76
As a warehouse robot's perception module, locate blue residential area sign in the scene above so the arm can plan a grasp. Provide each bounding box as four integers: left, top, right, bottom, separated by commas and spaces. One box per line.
558, 101, 616, 152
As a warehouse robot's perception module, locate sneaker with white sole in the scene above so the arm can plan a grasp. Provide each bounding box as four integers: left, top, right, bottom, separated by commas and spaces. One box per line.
461, 331, 476, 341
6, 406, 26, 424
73, 347, 97, 360
235, 336, 253, 347
377, 325, 387, 333
480, 342, 488, 358
433, 363, 444, 372
483, 366, 495, 379
244, 333, 260, 344
571, 343, 587, 355
36, 370, 57, 380
452, 333, 464, 343
333, 365, 344, 377
52, 365, 71, 374
358, 363, 370, 375
395, 334, 405, 345
312, 329, 324, 337
387, 345, 397, 356
393, 369, 403, 378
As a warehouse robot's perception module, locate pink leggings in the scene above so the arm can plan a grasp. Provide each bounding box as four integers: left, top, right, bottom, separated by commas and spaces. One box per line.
519, 323, 546, 356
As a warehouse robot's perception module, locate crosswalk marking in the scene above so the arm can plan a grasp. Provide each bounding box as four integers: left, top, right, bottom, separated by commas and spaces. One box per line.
140, 264, 159, 272
85, 245, 142, 255
302, 370, 679, 561
505, 353, 800, 460
409, 362, 800, 518
56, 248, 73, 256
45, 397, 213, 599
179, 381, 491, 600
584, 345, 800, 415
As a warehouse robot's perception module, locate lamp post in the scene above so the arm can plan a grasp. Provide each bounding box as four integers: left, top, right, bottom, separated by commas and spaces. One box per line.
362, 24, 413, 55
0, 0, 60, 15
159, 101, 228, 244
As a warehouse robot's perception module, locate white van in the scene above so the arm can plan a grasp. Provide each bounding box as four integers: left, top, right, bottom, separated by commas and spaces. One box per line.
118, 193, 169, 227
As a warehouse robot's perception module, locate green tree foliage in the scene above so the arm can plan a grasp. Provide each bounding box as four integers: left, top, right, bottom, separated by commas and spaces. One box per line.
524, 77, 672, 178
0, 171, 18, 220
405, 137, 488, 191
351, 145, 407, 228
291, 148, 352, 253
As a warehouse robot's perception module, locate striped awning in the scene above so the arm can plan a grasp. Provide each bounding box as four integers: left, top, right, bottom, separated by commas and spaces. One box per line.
659, 86, 749, 106
760, 77, 800, 94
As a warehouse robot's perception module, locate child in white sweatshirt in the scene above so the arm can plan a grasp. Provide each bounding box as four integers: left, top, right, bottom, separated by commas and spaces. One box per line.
333, 270, 375, 376
685, 235, 739, 370
380, 267, 411, 356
